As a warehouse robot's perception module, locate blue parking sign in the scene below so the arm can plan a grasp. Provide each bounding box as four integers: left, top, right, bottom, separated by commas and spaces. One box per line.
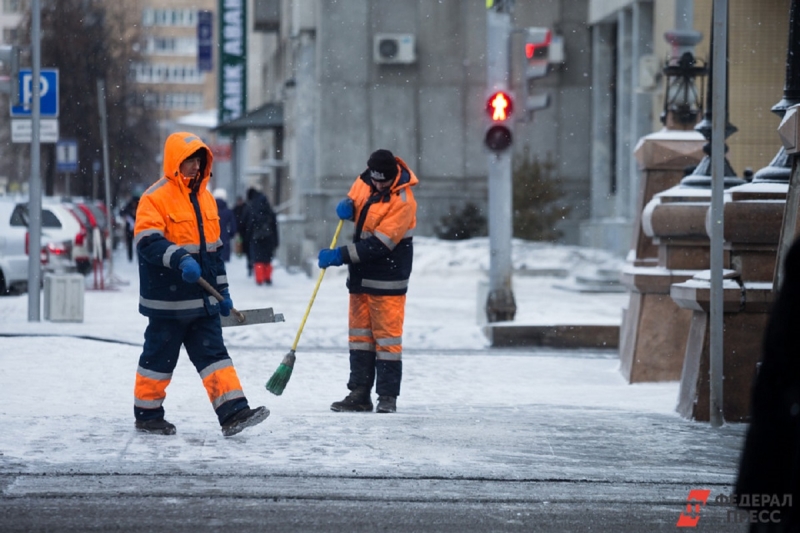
56, 139, 78, 173
10, 69, 59, 117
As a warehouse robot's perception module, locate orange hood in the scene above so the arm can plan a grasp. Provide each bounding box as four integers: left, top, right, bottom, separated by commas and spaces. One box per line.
162, 132, 214, 189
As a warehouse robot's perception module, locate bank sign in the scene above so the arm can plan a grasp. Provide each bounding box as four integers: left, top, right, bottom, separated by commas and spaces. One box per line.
218, 0, 246, 127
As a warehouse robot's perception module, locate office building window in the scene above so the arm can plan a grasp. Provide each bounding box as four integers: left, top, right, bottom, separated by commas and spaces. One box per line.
3, 27, 18, 43
142, 8, 197, 28
2, 0, 24, 14
132, 63, 205, 84
146, 36, 197, 56
141, 91, 204, 111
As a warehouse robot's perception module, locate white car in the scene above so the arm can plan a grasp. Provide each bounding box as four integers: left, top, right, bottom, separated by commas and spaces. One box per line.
0, 197, 79, 295
0, 198, 28, 294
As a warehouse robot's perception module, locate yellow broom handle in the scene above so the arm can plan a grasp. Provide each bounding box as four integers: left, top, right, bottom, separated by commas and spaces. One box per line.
291, 219, 344, 351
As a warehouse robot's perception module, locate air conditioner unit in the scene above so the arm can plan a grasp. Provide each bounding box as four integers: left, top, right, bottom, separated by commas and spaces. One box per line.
374, 33, 416, 64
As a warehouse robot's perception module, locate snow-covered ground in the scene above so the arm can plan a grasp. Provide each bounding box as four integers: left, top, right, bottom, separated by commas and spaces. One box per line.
0, 236, 628, 349
0, 237, 745, 487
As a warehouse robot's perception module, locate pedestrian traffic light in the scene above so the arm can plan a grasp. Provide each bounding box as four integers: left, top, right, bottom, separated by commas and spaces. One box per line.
525, 28, 551, 79
484, 90, 514, 152
0, 45, 20, 106
525, 27, 552, 113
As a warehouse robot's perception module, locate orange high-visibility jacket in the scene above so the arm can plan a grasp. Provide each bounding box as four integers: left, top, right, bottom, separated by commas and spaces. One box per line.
133, 132, 227, 318
340, 156, 418, 296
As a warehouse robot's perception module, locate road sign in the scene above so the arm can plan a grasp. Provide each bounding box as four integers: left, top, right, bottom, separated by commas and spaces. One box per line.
11, 118, 59, 143
56, 139, 78, 172
10, 69, 59, 117
197, 10, 213, 72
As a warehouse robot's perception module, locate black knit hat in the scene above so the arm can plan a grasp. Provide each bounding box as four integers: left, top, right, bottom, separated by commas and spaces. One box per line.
186, 148, 206, 164
367, 149, 397, 182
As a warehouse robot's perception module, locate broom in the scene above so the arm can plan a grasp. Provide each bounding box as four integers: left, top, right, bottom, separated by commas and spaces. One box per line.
266, 219, 344, 395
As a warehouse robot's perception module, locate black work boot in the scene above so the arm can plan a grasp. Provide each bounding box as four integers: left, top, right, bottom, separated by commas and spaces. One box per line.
135, 418, 176, 435
221, 406, 270, 437
330, 387, 373, 412
376, 396, 397, 413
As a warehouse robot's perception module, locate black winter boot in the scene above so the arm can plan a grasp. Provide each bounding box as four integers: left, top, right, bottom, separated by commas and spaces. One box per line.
376, 396, 397, 413
330, 387, 373, 412
135, 418, 176, 435
221, 406, 270, 437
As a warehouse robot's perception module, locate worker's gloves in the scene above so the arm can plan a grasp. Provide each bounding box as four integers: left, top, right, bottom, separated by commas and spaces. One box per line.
219, 289, 233, 317
336, 198, 354, 220
318, 248, 344, 269
179, 256, 201, 283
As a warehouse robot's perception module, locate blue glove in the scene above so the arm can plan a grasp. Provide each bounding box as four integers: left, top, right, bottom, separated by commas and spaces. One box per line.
318, 248, 344, 269
219, 289, 233, 317
179, 256, 201, 283
335, 198, 354, 220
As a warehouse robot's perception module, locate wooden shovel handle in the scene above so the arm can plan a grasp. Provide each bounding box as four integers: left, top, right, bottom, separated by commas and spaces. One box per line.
197, 277, 246, 323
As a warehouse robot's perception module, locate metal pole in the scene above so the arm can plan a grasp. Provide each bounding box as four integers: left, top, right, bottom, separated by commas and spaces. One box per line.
97, 79, 114, 281
231, 134, 239, 201
27, 0, 42, 321
485, 4, 516, 323
709, 0, 728, 428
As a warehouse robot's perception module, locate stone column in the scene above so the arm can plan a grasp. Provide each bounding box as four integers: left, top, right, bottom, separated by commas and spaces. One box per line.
618, 132, 705, 383
670, 0, 799, 422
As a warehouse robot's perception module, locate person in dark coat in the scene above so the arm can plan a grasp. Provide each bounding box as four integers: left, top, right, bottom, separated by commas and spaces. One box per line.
121, 194, 140, 262
735, 236, 800, 531
232, 196, 248, 268
213, 188, 237, 263
242, 188, 279, 285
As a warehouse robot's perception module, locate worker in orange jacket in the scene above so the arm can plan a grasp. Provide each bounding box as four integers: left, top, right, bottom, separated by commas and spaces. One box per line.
318, 149, 418, 414
133, 132, 268, 436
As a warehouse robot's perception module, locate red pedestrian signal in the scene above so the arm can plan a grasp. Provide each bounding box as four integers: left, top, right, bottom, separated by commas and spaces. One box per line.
484, 90, 514, 152
487, 91, 513, 122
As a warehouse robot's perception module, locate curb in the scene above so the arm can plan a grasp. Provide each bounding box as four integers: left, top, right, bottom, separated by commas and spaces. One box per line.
483, 324, 620, 349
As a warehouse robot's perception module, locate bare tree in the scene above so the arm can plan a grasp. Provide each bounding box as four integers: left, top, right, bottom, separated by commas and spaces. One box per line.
12, 0, 158, 205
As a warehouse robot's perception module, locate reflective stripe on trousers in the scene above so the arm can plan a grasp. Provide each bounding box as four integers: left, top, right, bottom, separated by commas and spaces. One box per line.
134, 314, 247, 424
348, 293, 405, 361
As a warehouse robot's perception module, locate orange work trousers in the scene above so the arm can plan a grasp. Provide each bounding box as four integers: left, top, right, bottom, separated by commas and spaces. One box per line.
348, 293, 405, 396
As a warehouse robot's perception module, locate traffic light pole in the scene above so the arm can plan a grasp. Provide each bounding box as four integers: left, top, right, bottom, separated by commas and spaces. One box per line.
485, 4, 516, 323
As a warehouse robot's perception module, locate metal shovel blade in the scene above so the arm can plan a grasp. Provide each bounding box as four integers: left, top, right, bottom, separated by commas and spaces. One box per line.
220, 307, 285, 328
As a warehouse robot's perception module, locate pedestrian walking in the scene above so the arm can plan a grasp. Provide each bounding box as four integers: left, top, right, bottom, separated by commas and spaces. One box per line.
242, 187, 279, 285
121, 193, 139, 262
132, 132, 268, 437
232, 196, 247, 260
317, 149, 418, 414
735, 236, 800, 531
213, 188, 237, 263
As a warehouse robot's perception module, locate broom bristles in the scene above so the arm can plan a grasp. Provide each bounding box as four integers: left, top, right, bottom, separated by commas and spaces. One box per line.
265, 351, 296, 396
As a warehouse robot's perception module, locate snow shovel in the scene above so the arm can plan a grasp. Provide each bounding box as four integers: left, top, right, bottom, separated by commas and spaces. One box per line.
197, 277, 285, 327
266, 219, 344, 395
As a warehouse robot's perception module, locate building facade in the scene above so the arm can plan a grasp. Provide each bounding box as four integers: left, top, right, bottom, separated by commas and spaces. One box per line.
239, 0, 789, 258
240, 0, 595, 254
583, 0, 790, 254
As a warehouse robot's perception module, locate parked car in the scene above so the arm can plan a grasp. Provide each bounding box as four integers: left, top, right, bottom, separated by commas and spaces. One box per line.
0, 197, 80, 295
58, 200, 94, 274
81, 200, 111, 259
60, 197, 111, 261
0, 198, 29, 294
22, 201, 82, 277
